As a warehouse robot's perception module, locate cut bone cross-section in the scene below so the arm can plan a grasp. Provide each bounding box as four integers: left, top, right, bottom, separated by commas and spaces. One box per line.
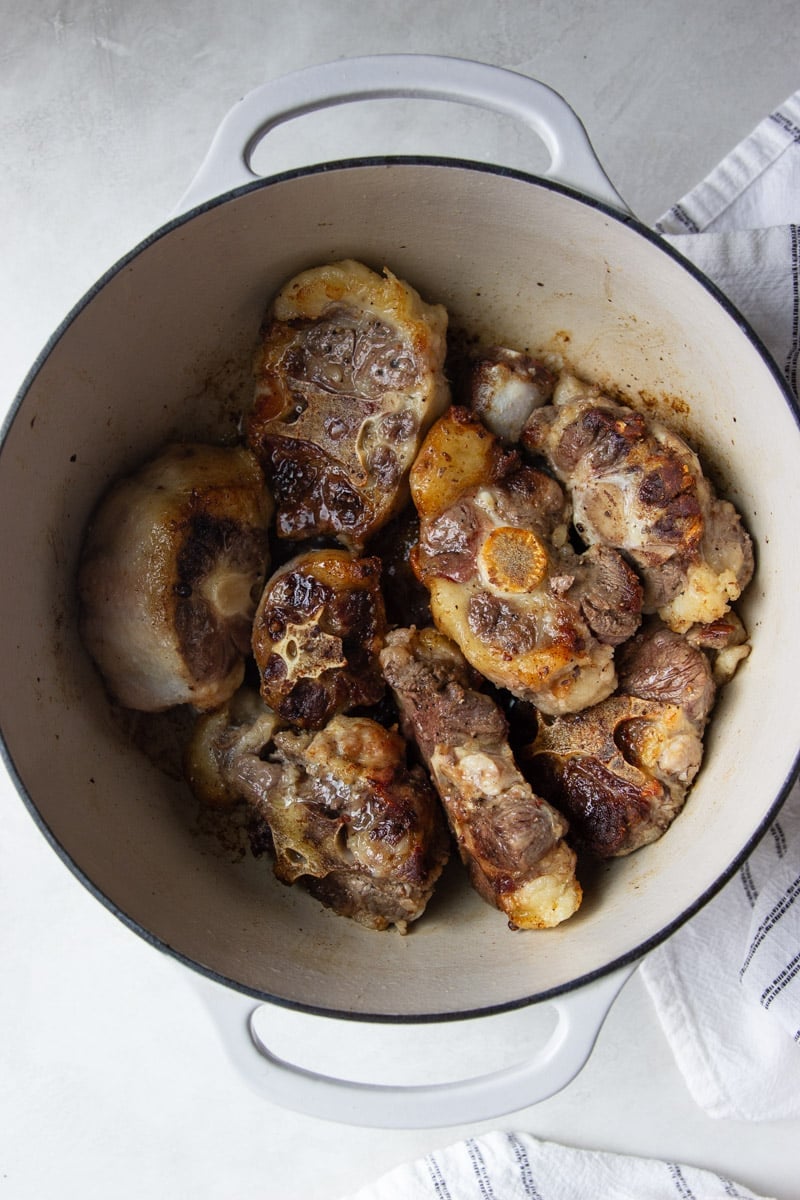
252, 548, 388, 729
247, 260, 450, 549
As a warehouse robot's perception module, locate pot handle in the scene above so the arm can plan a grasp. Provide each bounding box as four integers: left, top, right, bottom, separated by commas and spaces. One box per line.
174, 54, 629, 217
191, 961, 637, 1129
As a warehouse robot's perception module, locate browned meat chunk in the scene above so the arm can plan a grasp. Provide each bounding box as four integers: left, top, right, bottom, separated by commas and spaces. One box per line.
251, 548, 387, 729
78, 443, 272, 712
186, 694, 450, 931
522, 375, 754, 632
410, 406, 635, 715
523, 621, 716, 857
247, 260, 450, 549
550, 543, 644, 647
380, 626, 582, 929
616, 621, 716, 728
265, 715, 450, 931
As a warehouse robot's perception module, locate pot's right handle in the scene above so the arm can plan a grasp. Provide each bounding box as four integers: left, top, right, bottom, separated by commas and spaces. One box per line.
174, 54, 629, 217
193, 961, 637, 1129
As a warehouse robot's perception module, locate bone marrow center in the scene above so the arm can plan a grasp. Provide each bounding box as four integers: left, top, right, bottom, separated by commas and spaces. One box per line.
478, 526, 548, 593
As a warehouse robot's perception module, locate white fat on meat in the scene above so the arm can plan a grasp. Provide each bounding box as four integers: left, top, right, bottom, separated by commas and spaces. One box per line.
78, 443, 273, 711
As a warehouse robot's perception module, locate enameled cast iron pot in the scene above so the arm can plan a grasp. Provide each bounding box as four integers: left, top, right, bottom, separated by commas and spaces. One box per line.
2, 56, 799, 1127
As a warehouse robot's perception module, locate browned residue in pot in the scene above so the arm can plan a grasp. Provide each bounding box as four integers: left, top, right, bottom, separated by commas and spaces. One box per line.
634, 388, 691, 418
174, 352, 254, 443
111, 700, 269, 863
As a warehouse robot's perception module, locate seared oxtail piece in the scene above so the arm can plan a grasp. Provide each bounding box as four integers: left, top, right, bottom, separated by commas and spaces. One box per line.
186, 691, 450, 931
410, 406, 641, 715
183, 685, 285, 809
523, 620, 716, 857
247, 260, 450, 550
79, 443, 273, 712
522, 374, 754, 633
251, 548, 387, 729
380, 626, 582, 929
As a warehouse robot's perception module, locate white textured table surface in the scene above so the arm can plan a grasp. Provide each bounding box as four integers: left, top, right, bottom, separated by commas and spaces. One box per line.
2, 4, 799, 1198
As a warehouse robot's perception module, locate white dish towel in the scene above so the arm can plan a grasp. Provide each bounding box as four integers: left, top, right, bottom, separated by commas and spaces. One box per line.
338, 89, 800, 1200
340, 1129, 771, 1200
642, 88, 800, 1126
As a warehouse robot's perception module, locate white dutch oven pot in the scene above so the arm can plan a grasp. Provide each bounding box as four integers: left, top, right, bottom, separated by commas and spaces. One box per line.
1, 56, 798, 1128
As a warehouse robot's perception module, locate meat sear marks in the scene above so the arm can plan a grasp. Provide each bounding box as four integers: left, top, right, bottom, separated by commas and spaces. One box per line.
78, 267, 755, 933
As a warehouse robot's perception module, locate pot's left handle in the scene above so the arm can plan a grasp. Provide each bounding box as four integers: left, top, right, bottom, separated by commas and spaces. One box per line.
173, 54, 629, 217
190, 962, 636, 1129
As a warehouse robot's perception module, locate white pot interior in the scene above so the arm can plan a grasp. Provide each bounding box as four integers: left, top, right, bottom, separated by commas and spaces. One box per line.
1, 161, 798, 1018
